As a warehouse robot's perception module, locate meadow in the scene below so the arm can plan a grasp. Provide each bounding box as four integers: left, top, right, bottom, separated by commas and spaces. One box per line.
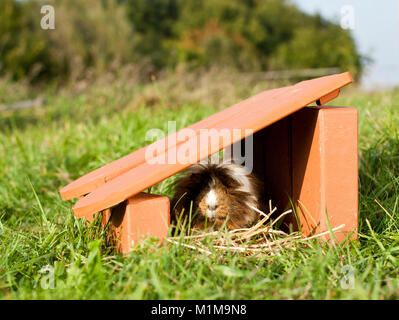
0, 70, 399, 299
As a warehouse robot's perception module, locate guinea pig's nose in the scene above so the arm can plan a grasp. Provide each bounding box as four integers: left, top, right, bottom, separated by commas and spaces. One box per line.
208, 204, 218, 211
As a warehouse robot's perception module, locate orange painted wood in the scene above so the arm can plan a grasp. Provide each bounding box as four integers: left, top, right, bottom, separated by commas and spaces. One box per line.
108, 193, 170, 253
70, 72, 354, 219
60, 88, 283, 201
291, 106, 358, 241
317, 89, 340, 106
223, 118, 292, 222
257, 117, 292, 217
231, 117, 292, 216
60, 73, 353, 203
228, 105, 358, 242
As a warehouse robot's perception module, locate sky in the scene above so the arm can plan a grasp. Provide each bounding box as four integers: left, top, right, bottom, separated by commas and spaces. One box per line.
292, 0, 399, 90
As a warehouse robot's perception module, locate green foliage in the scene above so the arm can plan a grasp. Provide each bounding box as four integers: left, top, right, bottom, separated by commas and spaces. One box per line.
270, 15, 362, 78
0, 0, 135, 83
0, 0, 364, 84
123, 0, 364, 77
0, 0, 52, 81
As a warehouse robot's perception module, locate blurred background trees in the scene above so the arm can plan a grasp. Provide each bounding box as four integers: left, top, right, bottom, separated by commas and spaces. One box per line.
0, 0, 364, 85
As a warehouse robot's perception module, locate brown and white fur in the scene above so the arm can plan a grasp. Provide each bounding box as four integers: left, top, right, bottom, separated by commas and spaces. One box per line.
171, 162, 266, 230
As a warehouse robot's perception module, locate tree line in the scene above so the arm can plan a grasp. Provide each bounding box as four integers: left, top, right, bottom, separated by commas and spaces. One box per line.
0, 0, 364, 84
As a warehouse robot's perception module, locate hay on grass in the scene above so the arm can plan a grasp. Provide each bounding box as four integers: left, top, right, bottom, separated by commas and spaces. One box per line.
166, 201, 345, 257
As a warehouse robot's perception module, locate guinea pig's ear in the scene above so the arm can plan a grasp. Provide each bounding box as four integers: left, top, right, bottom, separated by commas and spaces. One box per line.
211, 165, 239, 189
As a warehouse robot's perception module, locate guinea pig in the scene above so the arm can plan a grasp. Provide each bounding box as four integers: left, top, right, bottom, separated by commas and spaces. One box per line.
171, 162, 266, 231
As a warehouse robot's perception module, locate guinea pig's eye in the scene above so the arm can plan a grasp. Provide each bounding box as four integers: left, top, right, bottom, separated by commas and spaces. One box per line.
207, 203, 218, 211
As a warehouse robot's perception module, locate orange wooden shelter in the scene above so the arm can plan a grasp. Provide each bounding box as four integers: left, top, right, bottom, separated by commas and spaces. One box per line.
60, 72, 358, 253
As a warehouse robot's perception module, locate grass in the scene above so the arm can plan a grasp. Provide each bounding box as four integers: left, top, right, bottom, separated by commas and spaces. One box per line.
0, 72, 399, 300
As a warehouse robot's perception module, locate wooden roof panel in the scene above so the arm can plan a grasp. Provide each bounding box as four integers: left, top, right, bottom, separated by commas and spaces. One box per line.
67, 72, 353, 218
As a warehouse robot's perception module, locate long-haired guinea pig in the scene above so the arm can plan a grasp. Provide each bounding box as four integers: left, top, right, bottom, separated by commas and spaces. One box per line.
171, 162, 265, 230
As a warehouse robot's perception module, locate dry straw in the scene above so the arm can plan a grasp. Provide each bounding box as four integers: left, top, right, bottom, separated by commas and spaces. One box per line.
166, 201, 345, 257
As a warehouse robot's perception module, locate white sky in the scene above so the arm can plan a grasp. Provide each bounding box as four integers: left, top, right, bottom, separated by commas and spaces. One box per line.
292, 0, 399, 90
